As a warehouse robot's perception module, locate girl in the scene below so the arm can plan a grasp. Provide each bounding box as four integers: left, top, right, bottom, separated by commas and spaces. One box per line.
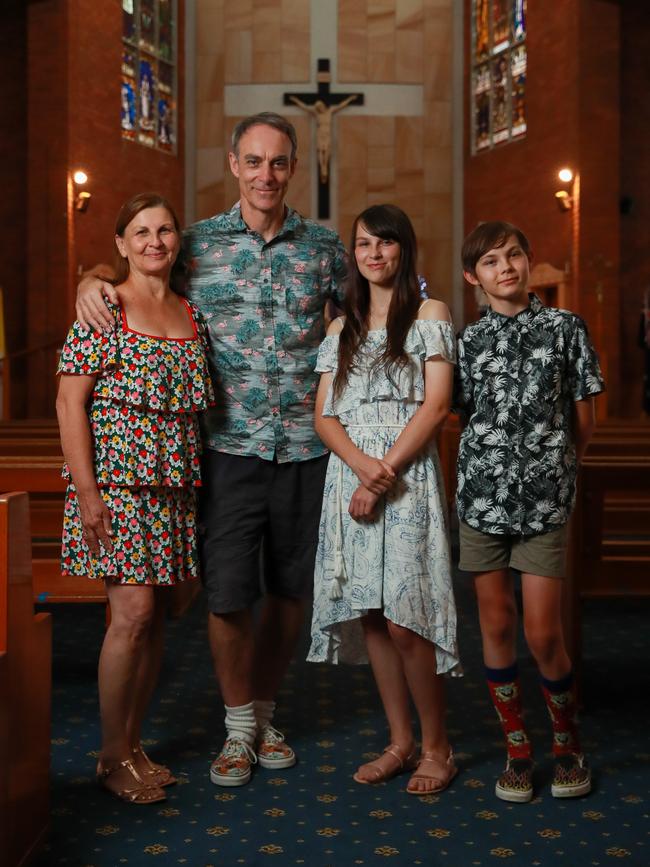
308, 204, 461, 795
57, 193, 214, 804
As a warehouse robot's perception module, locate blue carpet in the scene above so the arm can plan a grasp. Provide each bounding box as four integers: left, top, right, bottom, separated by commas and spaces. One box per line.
34, 573, 649, 867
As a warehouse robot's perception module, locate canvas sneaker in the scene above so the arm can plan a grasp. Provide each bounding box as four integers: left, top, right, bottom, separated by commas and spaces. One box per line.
551, 753, 591, 798
495, 757, 534, 803
210, 737, 257, 787
256, 725, 296, 770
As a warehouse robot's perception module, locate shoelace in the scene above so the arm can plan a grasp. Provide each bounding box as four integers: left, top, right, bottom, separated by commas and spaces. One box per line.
222, 738, 258, 764
259, 725, 286, 745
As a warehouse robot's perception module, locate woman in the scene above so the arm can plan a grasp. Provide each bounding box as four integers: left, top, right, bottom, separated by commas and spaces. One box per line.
308, 204, 462, 795
56, 193, 213, 804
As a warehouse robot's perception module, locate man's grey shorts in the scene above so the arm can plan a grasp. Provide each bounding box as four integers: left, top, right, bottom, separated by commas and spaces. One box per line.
458, 521, 568, 578
198, 450, 329, 614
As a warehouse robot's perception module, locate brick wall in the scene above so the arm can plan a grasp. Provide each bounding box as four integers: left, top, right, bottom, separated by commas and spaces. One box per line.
464, 2, 578, 280
0, 4, 28, 364
463, 0, 626, 416
24, 0, 185, 416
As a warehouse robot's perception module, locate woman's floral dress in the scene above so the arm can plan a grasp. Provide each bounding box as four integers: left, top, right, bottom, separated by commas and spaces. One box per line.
308, 319, 462, 676
58, 299, 214, 585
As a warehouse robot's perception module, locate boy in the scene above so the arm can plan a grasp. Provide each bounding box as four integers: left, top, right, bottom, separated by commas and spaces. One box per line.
454, 221, 604, 802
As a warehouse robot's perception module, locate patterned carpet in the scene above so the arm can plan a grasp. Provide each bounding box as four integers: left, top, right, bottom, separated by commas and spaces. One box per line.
34, 569, 649, 867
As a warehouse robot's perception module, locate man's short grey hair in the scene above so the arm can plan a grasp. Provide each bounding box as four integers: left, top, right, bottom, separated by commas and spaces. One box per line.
231, 112, 298, 161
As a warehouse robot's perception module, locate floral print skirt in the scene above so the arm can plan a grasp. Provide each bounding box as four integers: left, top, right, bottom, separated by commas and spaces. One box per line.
62, 484, 199, 585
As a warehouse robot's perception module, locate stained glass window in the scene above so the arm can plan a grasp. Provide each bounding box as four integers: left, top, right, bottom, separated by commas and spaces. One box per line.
471, 0, 527, 153
121, 0, 176, 153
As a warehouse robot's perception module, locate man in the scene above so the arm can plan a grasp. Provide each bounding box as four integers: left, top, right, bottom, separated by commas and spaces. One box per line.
76, 113, 347, 787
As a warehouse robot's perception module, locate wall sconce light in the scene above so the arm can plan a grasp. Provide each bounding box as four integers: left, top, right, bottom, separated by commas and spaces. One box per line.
72, 169, 91, 212
554, 167, 574, 212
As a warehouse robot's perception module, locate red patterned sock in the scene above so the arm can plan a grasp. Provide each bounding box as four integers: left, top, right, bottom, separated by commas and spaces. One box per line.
485, 663, 532, 760
540, 671, 581, 756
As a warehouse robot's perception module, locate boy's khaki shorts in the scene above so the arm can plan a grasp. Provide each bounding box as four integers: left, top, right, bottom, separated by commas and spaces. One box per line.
458, 521, 568, 578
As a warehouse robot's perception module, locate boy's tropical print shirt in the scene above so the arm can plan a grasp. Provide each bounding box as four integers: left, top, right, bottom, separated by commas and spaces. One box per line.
184, 203, 347, 463
454, 294, 605, 536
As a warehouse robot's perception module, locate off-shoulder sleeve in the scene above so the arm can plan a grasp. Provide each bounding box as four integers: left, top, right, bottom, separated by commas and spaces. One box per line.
413, 319, 456, 364
57, 319, 118, 376
315, 334, 339, 373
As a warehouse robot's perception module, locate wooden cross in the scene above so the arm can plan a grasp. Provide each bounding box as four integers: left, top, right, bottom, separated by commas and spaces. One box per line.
284, 59, 364, 219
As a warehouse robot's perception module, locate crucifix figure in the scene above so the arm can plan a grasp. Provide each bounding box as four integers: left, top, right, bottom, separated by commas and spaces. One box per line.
288, 94, 359, 184
284, 58, 364, 219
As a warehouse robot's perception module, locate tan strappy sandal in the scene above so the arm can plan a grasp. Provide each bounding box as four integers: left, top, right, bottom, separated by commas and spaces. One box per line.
97, 757, 167, 804
407, 748, 458, 795
353, 743, 418, 785
132, 744, 177, 787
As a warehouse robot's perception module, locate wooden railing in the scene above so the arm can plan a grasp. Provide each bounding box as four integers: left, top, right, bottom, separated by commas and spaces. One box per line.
1, 339, 62, 420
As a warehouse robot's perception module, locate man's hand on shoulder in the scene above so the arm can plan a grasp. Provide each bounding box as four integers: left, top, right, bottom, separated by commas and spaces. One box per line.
76, 264, 119, 331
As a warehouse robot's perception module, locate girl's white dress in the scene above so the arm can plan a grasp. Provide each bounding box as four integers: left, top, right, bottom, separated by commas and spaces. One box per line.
308, 319, 462, 676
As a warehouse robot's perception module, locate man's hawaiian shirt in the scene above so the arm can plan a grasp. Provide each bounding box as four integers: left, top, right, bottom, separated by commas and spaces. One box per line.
454, 293, 605, 536
184, 203, 347, 463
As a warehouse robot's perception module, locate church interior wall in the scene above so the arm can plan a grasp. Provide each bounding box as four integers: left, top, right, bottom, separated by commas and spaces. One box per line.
619, 0, 650, 417
0, 1, 28, 404
11, 0, 187, 417
194, 0, 455, 311
67, 0, 186, 299
575, 0, 621, 416
462, 0, 640, 419
463, 0, 577, 304
27, 0, 71, 418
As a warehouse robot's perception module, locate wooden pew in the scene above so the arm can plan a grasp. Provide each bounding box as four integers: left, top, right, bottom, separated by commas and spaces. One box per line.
0, 491, 51, 866
0, 456, 102, 603
0, 451, 200, 614
565, 452, 650, 680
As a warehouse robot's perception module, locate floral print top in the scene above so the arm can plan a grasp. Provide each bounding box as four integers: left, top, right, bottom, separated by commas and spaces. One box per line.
454, 294, 605, 536
184, 203, 347, 463
57, 300, 214, 488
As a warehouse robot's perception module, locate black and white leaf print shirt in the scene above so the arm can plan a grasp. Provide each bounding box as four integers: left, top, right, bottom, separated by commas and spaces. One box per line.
454, 294, 605, 537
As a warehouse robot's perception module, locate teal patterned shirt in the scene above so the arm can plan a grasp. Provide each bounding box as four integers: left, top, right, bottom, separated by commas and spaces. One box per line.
184, 203, 347, 462
454, 294, 605, 536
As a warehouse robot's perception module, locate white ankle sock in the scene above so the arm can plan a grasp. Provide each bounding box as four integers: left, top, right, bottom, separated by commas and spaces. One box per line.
254, 699, 276, 732
224, 702, 257, 746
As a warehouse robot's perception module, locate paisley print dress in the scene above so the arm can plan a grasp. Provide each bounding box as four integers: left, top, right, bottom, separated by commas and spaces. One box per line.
308, 319, 462, 675
58, 300, 214, 585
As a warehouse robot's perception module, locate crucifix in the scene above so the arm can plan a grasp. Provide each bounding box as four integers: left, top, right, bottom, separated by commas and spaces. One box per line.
221, 0, 422, 226
284, 59, 364, 219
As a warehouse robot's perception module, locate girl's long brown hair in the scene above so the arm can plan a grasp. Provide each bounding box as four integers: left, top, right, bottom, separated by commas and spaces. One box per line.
333, 204, 424, 397
113, 191, 189, 294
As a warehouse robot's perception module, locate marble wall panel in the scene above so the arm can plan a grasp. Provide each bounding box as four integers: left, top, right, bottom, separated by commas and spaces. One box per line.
396, 0, 423, 28
395, 29, 423, 82
338, 117, 368, 167
224, 30, 253, 82
281, 0, 310, 81
197, 100, 224, 149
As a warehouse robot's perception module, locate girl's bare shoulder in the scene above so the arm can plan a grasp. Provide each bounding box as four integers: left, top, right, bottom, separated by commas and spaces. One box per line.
326, 316, 345, 336
417, 298, 452, 323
